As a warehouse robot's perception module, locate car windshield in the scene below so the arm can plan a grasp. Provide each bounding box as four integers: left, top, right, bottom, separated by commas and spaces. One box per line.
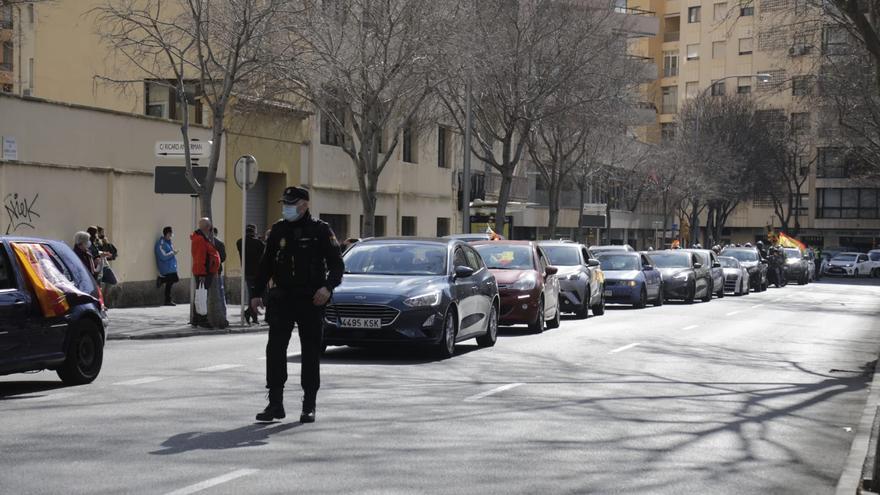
722, 249, 759, 262
649, 253, 690, 268
542, 246, 580, 266
718, 257, 739, 268
784, 249, 801, 259
596, 254, 640, 271
344, 243, 447, 275
833, 254, 857, 262
474, 245, 534, 270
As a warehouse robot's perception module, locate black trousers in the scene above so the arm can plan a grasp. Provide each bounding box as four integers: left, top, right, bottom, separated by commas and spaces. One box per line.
265, 289, 325, 402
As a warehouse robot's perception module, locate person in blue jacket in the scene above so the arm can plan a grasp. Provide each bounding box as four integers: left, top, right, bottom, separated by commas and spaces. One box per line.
155, 226, 180, 306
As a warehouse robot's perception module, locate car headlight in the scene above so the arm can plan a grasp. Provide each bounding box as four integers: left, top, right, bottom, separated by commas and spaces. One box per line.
845, 264, 853, 268
673, 272, 689, 280
626, 280, 638, 287
403, 290, 442, 307
511, 273, 538, 291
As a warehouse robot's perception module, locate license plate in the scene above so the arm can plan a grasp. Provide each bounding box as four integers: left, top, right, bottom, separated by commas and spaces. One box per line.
603, 290, 613, 297
340, 317, 382, 329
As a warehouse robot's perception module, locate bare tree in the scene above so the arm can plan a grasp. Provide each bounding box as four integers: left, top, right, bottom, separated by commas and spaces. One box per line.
277, 0, 454, 237
440, 0, 626, 235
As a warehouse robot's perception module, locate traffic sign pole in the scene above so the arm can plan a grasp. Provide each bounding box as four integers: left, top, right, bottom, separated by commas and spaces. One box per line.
234, 155, 258, 327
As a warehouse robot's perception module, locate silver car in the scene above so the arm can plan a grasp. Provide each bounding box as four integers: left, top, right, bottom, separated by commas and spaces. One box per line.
539, 242, 605, 318
718, 256, 750, 296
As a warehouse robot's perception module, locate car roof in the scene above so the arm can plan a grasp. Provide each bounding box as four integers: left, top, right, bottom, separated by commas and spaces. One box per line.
594, 251, 639, 257
538, 241, 583, 247
835, 252, 862, 256
359, 237, 457, 245
718, 256, 737, 261
472, 240, 534, 246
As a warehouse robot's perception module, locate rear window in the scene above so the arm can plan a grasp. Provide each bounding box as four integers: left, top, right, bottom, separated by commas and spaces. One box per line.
718, 257, 739, 268
649, 253, 691, 268
870, 252, 880, 262
474, 245, 534, 270
542, 246, 581, 266
595, 254, 641, 271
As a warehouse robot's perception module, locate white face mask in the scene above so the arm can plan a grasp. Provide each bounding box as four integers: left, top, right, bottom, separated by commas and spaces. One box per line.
282, 204, 303, 222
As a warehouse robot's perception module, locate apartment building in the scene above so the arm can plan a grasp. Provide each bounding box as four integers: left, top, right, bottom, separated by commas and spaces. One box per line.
632, 0, 880, 250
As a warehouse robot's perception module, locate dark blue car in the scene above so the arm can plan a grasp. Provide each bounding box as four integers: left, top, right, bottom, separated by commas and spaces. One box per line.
595, 252, 663, 308
323, 238, 499, 358
0, 237, 108, 385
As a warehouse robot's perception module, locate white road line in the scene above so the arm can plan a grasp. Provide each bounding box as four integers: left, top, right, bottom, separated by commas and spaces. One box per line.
194, 364, 244, 372
725, 311, 742, 316
751, 304, 764, 309
464, 383, 524, 402
683, 324, 699, 330
113, 377, 166, 386
608, 343, 641, 354
163, 468, 259, 495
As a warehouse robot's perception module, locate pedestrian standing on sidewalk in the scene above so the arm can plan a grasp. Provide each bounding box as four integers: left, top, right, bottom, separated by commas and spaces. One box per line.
86, 226, 105, 284
250, 186, 344, 424
95, 226, 119, 291
155, 226, 180, 306
73, 231, 101, 282
213, 227, 229, 319
237, 224, 265, 325
191, 218, 224, 328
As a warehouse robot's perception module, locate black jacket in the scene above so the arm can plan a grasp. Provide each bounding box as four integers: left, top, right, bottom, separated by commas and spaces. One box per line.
236, 235, 265, 279
252, 211, 344, 298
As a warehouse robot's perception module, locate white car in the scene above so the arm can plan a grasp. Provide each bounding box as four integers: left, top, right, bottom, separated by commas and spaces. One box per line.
867, 250, 880, 277
824, 252, 872, 277
718, 256, 750, 295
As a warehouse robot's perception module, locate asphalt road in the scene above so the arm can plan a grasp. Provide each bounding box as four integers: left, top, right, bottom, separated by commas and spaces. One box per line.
2, 277, 879, 495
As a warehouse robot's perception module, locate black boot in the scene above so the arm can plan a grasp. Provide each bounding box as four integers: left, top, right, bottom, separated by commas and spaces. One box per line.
256, 388, 285, 422
300, 396, 316, 423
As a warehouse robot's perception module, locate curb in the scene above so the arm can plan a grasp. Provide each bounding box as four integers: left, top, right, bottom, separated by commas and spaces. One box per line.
836, 359, 880, 495
107, 325, 268, 341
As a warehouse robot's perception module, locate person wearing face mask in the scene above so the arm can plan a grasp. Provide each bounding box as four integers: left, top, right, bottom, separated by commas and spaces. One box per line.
250, 186, 345, 423
155, 226, 180, 306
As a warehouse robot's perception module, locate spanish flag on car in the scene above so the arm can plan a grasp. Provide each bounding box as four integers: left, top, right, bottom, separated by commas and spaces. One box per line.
12, 243, 70, 317
486, 226, 502, 241
777, 232, 807, 252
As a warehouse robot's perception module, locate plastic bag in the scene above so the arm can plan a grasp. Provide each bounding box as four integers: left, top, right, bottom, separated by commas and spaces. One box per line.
194, 279, 208, 316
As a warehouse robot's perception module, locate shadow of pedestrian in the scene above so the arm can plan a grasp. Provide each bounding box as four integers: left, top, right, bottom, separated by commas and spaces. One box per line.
150, 422, 300, 455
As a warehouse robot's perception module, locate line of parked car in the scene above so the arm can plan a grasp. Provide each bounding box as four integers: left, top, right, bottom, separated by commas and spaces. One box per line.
322, 236, 819, 358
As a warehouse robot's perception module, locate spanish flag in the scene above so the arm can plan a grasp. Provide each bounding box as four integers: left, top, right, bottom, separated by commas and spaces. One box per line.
12, 243, 71, 318
486, 226, 502, 241
777, 232, 807, 252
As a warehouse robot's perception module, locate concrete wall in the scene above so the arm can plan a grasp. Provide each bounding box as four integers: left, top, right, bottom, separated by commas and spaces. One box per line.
0, 94, 225, 306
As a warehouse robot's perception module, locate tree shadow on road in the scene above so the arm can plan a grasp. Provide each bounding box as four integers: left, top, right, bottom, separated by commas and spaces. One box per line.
290, 344, 481, 365
150, 422, 301, 455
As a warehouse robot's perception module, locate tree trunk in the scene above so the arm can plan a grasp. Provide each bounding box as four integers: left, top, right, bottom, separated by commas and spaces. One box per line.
547, 181, 560, 240
661, 191, 669, 249
689, 202, 701, 247
494, 171, 513, 237
605, 200, 613, 244
206, 276, 227, 329
358, 169, 379, 237
704, 206, 715, 248
577, 186, 586, 244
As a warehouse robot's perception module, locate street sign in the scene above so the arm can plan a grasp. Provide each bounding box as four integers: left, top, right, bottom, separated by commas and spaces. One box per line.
155, 140, 211, 159
234, 155, 258, 190
2, 136, 17, 161
154, 166, 207, 194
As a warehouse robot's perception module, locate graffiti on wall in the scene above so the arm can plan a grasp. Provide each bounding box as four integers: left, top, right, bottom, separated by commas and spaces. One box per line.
4, 193, 41, 235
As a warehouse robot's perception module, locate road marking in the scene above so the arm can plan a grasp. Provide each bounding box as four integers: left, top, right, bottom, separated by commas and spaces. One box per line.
464, 383, 524, 402
609, 343, 641, 354
751, 304, 764, 309
725, 311, 742, 316
683, 324, 699, 330
164, 468, 259, 495
113, 377, 166, 386
194, 364, 244, 372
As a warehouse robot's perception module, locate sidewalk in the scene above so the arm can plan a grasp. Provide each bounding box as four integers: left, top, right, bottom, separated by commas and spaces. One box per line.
106, 304, 267, 340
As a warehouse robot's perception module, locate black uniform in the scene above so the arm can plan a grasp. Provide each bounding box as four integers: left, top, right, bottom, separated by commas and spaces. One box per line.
252, 211, 344, 407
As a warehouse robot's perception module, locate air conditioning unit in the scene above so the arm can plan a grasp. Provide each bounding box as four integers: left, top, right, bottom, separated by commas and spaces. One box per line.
22, 88, 31, 97
788, 45, 812, 56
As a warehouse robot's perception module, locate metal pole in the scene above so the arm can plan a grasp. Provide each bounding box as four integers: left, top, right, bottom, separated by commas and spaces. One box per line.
189, 194, 198, 325
240, 160, 248, 326
462, 77, 473, 234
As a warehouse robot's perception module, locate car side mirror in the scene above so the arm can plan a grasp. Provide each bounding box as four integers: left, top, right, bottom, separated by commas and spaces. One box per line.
712, 261, 721, 268
693, 262, 703, 269
587, 259, 600, 267
545, 266, 558, 276
454, 265, 475, 279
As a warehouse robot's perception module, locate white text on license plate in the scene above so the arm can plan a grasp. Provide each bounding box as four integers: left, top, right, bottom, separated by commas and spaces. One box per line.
603, 290, 613, 297
340, 317, 382, 329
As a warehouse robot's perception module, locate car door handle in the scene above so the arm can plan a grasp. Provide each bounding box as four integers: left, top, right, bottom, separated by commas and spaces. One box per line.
12, 300, 26, 306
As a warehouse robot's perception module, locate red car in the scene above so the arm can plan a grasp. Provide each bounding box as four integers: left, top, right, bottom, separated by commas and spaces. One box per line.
472, 241, 560, 333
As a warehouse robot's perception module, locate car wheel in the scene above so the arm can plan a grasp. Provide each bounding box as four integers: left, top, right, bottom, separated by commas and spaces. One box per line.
854, 269, 860, 278
685, 281, 696, 304
873, 268, 880, 278
654, 284, 664, 306
57, 319, 104, 386
436, 307, 457, 359
476, 303, 498, 348
634, 287, 647, 309
716, 281, 725, 298
701, 281, 712, 302
575, 289, 590, 319
528, 298, 545, 334
547, 301, 560, 329
590, 291, 605, 316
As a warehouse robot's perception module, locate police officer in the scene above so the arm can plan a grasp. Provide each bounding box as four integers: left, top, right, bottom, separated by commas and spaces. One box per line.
250, 186, 344, 423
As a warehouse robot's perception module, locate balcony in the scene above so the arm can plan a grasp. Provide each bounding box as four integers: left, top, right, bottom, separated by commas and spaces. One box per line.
486, 172, 529, 201
457, 171, 487, 210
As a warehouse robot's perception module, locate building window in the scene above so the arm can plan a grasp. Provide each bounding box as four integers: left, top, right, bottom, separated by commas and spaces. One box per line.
686, 44, 699, 60
360, 215, 387, 237
817, 148, 866, 178
817, 188, 880, 219
401, 216, 417, 236
712, 41, 726, 59
663, 50, 679, 77
740, 4, 754, 15
794, 193, 809, 215
144, 80, 203, 124
27, 3, 34, 24
822, 25, 848, 55
320, 105, 345, 147
0, 41, 12, 72
737, 76, 752, 94
664, 16, 680, 42
792, 75, 812, 96
0, 5, 12, 29
319, 214, 349, 241
756, 69, 785, 92
791, 112, 810, 133
739, 37, 753, 55
688, 6, 701, 23
661, 123, 677, 142
714, 2, 728, 21
437, 126, 451, 168
685, 81, 699, 98
436, 217, 450, 237
758, 27, 787, 51
711, 81, 726, 96
402, 123, 418, 163
661, 86, 678, 114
